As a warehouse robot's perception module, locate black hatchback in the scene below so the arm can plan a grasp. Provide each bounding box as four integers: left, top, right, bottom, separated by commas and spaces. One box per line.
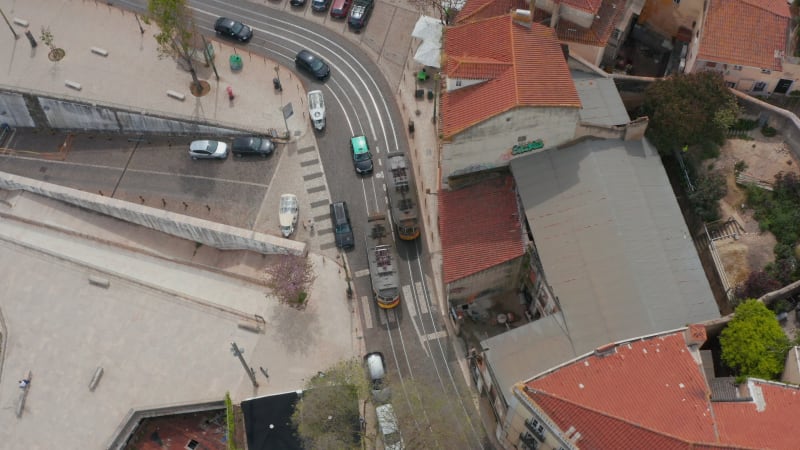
295, 49, 330, 81
214, 17, 253, 42
311, 0, 331, 12
232, 136, 275, 157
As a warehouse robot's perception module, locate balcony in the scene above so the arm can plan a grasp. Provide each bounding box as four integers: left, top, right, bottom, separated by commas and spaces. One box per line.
525, 418, 546, 442
519, 432, 538, 450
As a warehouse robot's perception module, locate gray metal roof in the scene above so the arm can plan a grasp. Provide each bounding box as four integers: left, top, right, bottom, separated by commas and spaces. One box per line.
572, 71, 630, 126
488, 138, 720, 402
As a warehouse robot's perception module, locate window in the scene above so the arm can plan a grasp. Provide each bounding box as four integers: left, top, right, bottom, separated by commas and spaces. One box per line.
733, 65, 743, 71
705, 61, 717, 68
611, 29, 621, 40
761, 69, 772, 74
753, 81, 767, 92
726, 82, 736, 88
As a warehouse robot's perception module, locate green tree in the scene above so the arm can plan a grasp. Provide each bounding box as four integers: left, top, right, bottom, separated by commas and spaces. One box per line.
687, 172, 727, 221
642, 72, 739, 155
147, 0, 203, 93
292, 358, 368, 450
720, 299, 789, 381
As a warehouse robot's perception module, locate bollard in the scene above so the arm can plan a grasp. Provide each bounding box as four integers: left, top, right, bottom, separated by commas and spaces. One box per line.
88, 367, 104, 391
24, 30, 36, 48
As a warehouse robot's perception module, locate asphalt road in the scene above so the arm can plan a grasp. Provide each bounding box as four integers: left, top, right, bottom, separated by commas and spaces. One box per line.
0, 0, 488, 446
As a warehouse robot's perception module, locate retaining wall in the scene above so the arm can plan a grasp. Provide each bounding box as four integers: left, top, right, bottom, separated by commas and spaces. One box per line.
0, 171, 306, 256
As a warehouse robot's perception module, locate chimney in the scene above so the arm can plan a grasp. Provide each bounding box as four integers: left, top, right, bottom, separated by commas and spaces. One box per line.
684, 324, 707, 347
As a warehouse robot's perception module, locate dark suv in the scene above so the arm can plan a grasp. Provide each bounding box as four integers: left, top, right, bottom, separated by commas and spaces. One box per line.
348, 1, 374, 30
232, 136, 275, 157
330, 201, 355, 249
295, 49, 330, 81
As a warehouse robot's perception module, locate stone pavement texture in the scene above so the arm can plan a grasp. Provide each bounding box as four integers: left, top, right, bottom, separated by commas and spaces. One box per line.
0, 0, 448, 446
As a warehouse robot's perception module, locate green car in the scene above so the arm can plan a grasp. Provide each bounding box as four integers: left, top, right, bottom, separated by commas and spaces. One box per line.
351, 135, 374, 174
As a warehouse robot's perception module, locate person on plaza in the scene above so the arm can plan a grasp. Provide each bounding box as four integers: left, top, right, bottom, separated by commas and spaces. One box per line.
19, 379, 30, 389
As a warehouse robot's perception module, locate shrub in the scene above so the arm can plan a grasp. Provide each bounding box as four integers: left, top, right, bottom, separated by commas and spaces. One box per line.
688, 172, 727, 221
734, 270, 782, 300
761, 125, 778, 137
734, 160, 748, 176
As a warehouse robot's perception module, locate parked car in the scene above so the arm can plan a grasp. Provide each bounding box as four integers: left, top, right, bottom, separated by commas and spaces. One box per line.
375, 404, 404, 450
364, 352, 390, 402
308, 90, 326, 131
213, 17, 253, 42
189, 140, 228, 160
348, 0, 374, 30
295, 49, 330, 81
350, 135, 373, 174
330, 0, 352, 18
279, 194, 299, 238
311, 0, 331, 12
232, 136, 275, 157
330, 201, 355, 249
290, 0, 306, 7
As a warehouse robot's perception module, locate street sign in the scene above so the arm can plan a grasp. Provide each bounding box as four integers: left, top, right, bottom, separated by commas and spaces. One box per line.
282, 103, 293, 120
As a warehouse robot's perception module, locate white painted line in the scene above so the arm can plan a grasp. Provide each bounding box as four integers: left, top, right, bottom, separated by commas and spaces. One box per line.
421, 330, 448, 342
360, 296, 373, 329
415, 281, 428, 315
403, 285, 417, 318
354, 268, 370, 278
379, 308, 387, 326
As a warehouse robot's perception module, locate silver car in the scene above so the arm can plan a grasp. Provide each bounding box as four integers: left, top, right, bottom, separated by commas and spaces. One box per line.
189, 140, 228, 160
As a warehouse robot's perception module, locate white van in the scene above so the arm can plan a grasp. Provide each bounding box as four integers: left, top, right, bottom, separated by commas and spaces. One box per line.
308, 90, 326, 131
375, 404, 404, 450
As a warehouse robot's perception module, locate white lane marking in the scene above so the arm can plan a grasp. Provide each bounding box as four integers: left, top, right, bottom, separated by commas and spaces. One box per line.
403, 285, 417, 318
421, 330, 448, 343
415, 281, 429, 315
354, 268, 370, 278
361, 296, 373, 329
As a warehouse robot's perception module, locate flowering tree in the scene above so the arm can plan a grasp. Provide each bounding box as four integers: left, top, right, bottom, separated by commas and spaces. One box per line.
265, 254, 316, 307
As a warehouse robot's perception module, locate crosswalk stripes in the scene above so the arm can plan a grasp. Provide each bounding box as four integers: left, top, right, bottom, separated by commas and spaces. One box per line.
354, 268, 370, 278
360, 296, 373, 330
421, 330, 447, 342
403, 285, 417, 318
414, 281, 428, 315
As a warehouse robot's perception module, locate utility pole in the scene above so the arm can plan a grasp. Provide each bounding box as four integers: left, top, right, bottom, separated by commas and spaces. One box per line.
201, 35, 219, 81
230, 342, 259, 388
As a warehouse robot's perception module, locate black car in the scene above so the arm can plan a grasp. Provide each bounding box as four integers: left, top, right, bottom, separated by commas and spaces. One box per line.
330, 201, 355, 249
214, 17, 253, 42
348, 0, 374, 30
290, 0, 307, 6
311, 0, 331, 12
232, 136, 275, 157
295, 49, 330, 81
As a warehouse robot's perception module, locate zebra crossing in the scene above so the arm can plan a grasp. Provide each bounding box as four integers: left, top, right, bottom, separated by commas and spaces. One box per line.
296, 146, 336, 249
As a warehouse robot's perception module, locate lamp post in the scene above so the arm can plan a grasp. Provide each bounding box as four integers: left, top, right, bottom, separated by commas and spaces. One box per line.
231, 342, 259, 388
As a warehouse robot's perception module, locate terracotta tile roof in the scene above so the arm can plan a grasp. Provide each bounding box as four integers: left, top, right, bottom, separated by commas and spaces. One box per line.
697, 0, 790, 71
559, 0, 603, 14
441, 16, 580, 139
526, 333, 718, 444
531, 0, 627, 46
455, 0, 528, 24
518, 331, 800, 449
714, 381, 800, 449
439, 174, 525, 283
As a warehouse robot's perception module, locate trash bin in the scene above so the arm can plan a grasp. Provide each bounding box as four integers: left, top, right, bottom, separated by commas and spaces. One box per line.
408, 120, 415, 134
229, 54, 243, 71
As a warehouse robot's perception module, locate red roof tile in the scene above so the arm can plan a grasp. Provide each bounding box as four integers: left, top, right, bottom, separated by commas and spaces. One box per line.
714, 381, 800, 449
697, 0, 790, 71
518, 331, 800, 449
527, 333, 718, 443
439, 175, 525, 283
455, 0, 528, 24
559, 0, 603, 14
442, 16, 580, 139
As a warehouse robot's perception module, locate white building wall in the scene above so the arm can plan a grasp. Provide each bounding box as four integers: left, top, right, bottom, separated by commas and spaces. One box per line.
442, 106, 579, 181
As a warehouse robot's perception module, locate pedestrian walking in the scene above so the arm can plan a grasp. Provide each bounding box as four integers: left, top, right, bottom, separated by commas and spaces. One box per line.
19, 379, 30, 389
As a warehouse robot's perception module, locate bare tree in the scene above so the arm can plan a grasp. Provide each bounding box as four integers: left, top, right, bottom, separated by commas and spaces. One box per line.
265, 254, 317, 307
408, 0, 458, 24
147, 0, 203, 93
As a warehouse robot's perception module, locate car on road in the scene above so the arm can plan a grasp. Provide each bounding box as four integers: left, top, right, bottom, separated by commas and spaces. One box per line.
364, 352, 390, 402
350, 135, 373, 174
375, 404, 404, 450
213, 17, 253, 42
330, 0, 352, 18
348, 0, 374, 30
308, 90, 326, 131
330, 201, 355, 249
295, 49, 330, 81
279, 194, 299, 238
189, 140, 228, 160
311, 0, 331, 12
232, 136, 275, 157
